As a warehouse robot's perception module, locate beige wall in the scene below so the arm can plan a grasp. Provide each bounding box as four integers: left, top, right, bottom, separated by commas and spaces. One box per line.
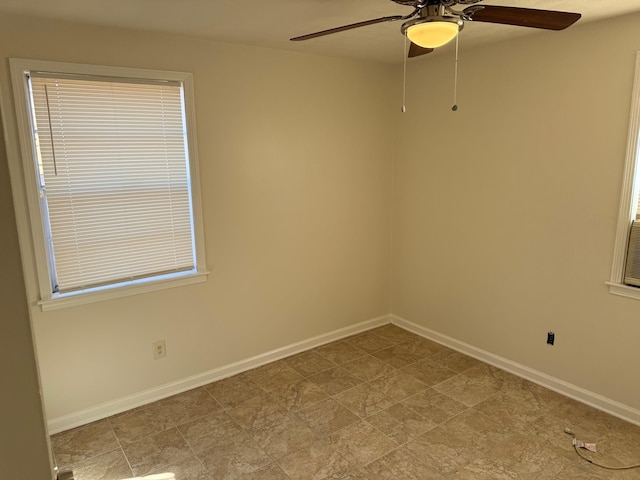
392, 13, 640, 411
0, 14, 395, 420
0, 112, 52, 475
3, 6, 640, 442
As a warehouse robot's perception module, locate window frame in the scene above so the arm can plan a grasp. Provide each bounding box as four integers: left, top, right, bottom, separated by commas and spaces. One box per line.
9, 58, 208, 311
608, 50, 640, 300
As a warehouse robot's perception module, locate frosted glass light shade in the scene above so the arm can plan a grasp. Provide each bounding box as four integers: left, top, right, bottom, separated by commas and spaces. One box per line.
406, 20, 459, 49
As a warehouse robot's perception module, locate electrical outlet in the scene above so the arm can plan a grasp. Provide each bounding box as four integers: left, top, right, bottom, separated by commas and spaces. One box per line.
547, 331, 555, 346
152, 340, 167, 359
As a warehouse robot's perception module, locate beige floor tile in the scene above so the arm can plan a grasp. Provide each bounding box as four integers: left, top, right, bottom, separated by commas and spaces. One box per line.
502, 436, 602, 480
444, 408, 516, 447
432, 371, 501, 407
451, 457, 517, 480
178, 411, 244, 453
251, 414, 316, 460
519, 409, 576, 454
251, 366, 304, 392
605, 466, 640, 480
122, 427, 192, 476
386, 340, 441, 360
484, 430, 539, 460
338, 466, 371, 479
503, 379, 568, 410
366, 403, 437, 445
365, 446, 444, 479
547, 396, 625, 440
344, 331, 396, 354
401, 388, 467, 425
333, 383, 395, 418
243, 359, 291, 382
109, 401, 175, 445
239, 463, 292, 480
463, 363, 524, 391
206, 373, 265, 408
400, 337, 449, 357
197, 434, 272, 479
314, 340, 368, 365
160, 387, 223, 425
369, 324, 421, 344
405, 424, 483, 477
52, 419, 120, 467
601, 411, 640, 437
340, 355, 395, 382
430, 350, 482, 373
65, 448, 133, 480
329, 421, 396, 467
277, 438, 352, 480
241, 358, 291, 381
485, 429, 606, 480
368, 370, 428, 402
286, 351, 336, 377
226, 390, 289, 432
602, 424, 640, 466
472, 390, 549, 429
269, 377, 329, 412
307, 366, 363, 395
370, 344, 424, 368
295, 398, 359, 436
401, 358, 459, 386
145, 455, 213, 480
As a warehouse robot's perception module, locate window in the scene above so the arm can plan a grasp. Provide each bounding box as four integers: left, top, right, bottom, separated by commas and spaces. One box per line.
10, 59, 207, 310
608, 50, 640, 299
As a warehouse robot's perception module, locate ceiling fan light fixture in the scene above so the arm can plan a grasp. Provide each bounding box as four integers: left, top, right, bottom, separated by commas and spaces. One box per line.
402, 17, 463, 49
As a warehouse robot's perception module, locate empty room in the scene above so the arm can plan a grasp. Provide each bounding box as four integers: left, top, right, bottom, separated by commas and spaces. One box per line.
1, 1, 640, 479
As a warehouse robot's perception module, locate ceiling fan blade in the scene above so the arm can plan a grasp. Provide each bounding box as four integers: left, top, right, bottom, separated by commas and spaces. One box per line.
465, 5, 581, 31
290, 16, 404, 41
408, 43, 434, 58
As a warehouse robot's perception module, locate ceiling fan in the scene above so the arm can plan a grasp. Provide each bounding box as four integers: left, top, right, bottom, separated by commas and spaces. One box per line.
290, 0, 581, 58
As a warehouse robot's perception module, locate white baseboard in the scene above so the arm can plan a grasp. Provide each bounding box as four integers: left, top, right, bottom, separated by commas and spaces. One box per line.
48, 314, 391, 434
50, 312, 640, 434
391, 314, 640, 427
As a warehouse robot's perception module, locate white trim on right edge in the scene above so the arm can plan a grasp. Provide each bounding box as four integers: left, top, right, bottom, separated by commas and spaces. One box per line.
391, 315, 640, 427
608, 50, 640, 299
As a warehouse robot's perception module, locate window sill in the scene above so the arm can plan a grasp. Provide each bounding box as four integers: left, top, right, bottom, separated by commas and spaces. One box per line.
605, 281, 640, 301
38, 271, 209, 311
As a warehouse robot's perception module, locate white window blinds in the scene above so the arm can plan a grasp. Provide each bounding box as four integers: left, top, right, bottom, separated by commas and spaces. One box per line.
29, 74, 196, 293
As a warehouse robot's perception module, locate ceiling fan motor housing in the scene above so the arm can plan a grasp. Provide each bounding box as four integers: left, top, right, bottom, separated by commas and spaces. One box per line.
400, 15, 464, 35
400, 3, 464, 49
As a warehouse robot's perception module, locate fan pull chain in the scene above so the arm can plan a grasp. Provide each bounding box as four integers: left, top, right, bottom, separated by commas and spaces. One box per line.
401, 31, 407, 113
452, 31, 459, 112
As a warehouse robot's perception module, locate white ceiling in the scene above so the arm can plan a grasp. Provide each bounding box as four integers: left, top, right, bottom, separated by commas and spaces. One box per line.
0, 0, 638, 63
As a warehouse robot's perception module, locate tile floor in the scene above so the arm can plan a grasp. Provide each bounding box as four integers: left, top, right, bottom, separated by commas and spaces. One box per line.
51, 324, 640, 480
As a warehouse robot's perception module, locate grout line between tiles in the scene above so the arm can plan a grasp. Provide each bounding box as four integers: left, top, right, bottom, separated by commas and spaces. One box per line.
173, 423, 211, 477
106, 416, 135, 479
